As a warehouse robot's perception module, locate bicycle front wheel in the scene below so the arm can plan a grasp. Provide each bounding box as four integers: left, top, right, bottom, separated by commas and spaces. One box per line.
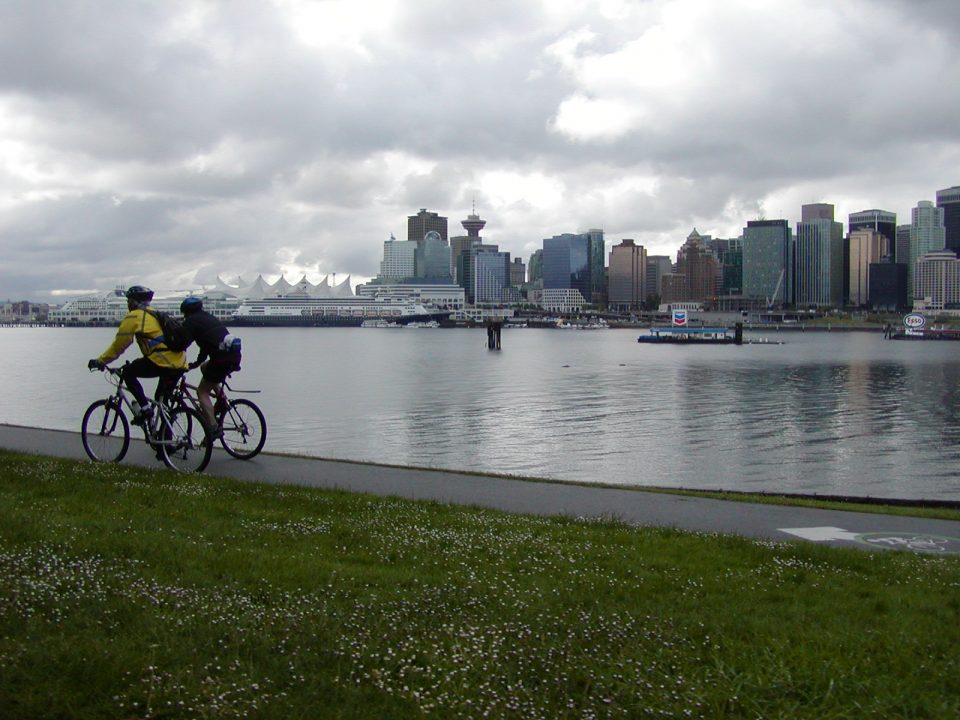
81, 399, 130, 462
219, 399, 267, 459
159, 406, 211, 473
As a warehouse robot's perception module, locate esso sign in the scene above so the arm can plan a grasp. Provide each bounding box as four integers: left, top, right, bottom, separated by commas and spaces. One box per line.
903, 313, 926, 330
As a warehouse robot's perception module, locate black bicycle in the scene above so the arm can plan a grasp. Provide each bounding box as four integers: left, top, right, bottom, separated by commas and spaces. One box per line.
81, 364, 212, 473
168, 374, 267, 460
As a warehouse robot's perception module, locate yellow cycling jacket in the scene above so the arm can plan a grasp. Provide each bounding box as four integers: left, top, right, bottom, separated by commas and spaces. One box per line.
97, 306, 187, 370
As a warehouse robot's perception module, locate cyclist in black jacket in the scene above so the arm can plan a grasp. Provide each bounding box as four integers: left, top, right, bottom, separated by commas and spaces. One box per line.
180, 297, 242, 432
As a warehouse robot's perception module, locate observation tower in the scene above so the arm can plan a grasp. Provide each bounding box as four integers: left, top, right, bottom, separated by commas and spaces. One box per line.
461, 203, 486, 238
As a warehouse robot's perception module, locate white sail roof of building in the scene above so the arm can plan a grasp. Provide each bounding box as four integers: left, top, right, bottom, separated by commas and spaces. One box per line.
208, 273, 355, 299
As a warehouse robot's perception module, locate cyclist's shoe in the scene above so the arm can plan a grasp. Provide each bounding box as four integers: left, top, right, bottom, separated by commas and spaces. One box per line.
200, 424, 222, 448
131, 406, 154, 427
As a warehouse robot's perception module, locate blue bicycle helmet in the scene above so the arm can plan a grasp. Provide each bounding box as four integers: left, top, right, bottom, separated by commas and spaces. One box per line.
180, 296, 203, 314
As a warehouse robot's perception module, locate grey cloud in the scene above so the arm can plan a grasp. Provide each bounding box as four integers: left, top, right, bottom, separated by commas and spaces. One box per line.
1, 0, 958, 300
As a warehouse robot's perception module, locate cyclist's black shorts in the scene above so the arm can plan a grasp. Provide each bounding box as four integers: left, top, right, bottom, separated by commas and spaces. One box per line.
202, 353, 241, 384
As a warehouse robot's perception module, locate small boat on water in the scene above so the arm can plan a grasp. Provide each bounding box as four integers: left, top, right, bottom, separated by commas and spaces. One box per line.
885, 313, 960, 340
361, 319, 401, 328
637, 325, 741, 345
887, 328, 960, 341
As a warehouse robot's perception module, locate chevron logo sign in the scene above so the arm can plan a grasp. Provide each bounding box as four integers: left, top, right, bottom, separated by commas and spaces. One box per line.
672, 310, 688, 326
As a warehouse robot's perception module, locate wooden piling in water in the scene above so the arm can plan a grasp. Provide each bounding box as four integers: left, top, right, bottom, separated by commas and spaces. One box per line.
485, 321, 502, 350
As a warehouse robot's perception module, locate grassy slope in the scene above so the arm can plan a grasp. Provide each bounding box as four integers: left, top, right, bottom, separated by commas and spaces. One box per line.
0, 451, 958, 719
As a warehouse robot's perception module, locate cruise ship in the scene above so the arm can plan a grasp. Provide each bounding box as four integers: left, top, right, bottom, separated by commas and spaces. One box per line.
48, 275, 451, 328
231, 297, 452, 327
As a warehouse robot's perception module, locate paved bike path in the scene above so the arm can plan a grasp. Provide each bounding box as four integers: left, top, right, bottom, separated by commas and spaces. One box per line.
2, 423, 959, 555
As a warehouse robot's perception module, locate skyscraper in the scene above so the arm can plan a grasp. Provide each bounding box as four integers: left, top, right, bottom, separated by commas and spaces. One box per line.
472, 248, 511, 304
414, 231, 452, 281
848, 229, 889, 307
583, 228, 606, 304
527, 250, 543, 284
667, 229, 719, 305
510, 257, 526, 286
542, 233, 592, 304
908, 200, 946, 299
896, 225, 911, 269
646, 256, 673, 301
407, 208, 448, 243
913, 250, 960, 311
795, 204, 844, 307
848, 209, 896, 260
705, 237, 743, 296
936, 185, 960, 255
378, 234, 417, 280
607, 239, 647, 310
742, 220, 792, 307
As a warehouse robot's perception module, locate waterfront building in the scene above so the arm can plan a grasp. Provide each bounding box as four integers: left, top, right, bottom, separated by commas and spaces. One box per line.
705, 237, 743, 296
797, 205, 841, 307
379, 235, 417, 280
608, 239, 647, 311
908, 200, 946, 301
407, 208, 448, 243
936, 185, 960, 255
510, 257, 526, 287
645, 256, 673, 303
583, 228, 606, 304
913, 251, 960, 314
414, 230, 452, 281
473, 248, 511, 304
664, 229, 719, 306
896, 224, 911, 271
458, 243, 501, 304
795, 204, 844, 308
528, 249, 543, 284
541, 288, 585, 313
868, 259, 908, 311
849, 209, 897, 261
742, 219, 792, 307
449, 236, 476, 284
542, 233, 595, 307
849, 229, 889, 307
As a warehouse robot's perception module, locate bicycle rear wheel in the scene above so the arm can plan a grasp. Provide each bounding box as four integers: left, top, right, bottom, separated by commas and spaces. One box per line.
81, 399, 130, 462
219, 399, 267, 459
159, 406, 211, 473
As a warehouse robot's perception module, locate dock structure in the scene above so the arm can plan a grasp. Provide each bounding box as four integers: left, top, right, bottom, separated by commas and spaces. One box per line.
485, 321, 502, 350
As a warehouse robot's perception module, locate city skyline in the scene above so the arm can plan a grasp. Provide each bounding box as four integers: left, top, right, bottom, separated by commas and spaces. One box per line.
1, 1, 959, 301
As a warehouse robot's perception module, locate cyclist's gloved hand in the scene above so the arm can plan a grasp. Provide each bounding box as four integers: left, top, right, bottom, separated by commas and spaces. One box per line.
88, 359, 105, 370
188, 360, 201, 370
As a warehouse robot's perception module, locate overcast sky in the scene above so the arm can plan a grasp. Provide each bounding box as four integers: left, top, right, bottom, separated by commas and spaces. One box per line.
2, 0, 959, 301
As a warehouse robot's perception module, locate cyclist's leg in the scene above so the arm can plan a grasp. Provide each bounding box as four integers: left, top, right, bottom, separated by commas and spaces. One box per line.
155, 369, 183, 408
121, 357, 158, 409
196, 372, 218, 431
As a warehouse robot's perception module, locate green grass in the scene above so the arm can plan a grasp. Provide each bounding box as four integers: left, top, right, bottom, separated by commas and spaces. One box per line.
1, 451, 958, 719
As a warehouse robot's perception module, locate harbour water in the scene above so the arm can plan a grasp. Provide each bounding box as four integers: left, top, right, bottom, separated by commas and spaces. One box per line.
3, 326, 959, 501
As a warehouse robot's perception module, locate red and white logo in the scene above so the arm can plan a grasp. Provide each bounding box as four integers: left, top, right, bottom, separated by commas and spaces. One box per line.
903, 313, 926, 330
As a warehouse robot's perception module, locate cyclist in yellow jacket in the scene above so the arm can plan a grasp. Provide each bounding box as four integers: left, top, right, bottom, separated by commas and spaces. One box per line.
88, 285, 187, 424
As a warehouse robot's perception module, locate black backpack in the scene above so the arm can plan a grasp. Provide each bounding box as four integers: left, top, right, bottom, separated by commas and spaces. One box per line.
144, 308, 193, 352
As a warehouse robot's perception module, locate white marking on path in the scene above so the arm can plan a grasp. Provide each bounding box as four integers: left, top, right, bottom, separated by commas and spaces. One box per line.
779, 527, 861, 542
